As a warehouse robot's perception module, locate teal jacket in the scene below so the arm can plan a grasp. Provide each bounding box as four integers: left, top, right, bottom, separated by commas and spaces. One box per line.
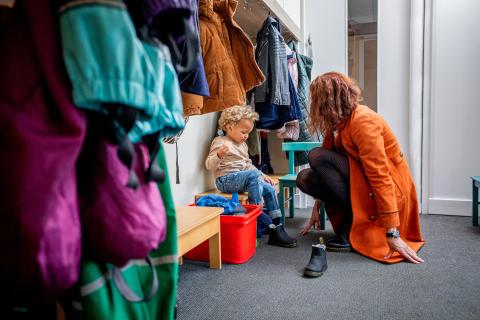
60, 1, 184, 142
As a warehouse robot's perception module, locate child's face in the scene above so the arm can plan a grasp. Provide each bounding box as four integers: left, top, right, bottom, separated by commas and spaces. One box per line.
226, 119, 254, 144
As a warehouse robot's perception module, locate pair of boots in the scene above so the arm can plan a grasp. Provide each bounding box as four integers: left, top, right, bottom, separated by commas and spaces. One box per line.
303, 218, 352, 278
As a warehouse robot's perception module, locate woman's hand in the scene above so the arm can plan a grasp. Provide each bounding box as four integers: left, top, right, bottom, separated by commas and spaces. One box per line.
300, 200, 321, 235
384, 237, 425, 264
263, 175, 275, 186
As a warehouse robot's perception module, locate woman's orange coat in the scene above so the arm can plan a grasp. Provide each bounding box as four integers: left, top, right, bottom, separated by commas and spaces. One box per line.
322, 105, 424, 263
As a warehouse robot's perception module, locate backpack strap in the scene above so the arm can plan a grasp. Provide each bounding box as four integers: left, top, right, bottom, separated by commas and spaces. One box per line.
113, 256, 159, 302
143, 132, 165, 184
107, 105, 139, 189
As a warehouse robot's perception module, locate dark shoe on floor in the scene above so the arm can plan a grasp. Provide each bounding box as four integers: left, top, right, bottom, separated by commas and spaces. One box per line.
303, 244, 328, 278
325, 235, 351, 252
268, 224, 297, 248
326, 217, 352, 252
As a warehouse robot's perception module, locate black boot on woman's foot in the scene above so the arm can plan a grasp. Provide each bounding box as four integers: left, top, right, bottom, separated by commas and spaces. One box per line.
303, 244, 328, 278
326, 216, 352, 252
268, 224, 297, 248
325, 236, 351, 252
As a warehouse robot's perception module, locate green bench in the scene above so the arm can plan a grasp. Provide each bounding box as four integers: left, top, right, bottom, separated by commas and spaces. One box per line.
278, 142, 326, 228
472, 176, 480, 226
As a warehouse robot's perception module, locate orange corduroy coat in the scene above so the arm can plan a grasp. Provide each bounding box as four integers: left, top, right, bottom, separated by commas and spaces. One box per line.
182, 0, 265, 116
323, 105, 424, 263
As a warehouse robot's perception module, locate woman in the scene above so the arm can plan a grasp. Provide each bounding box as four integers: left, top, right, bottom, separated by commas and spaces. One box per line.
297, 72, 424, 277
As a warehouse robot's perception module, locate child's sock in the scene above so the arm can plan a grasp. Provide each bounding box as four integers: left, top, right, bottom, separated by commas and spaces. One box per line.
257, 212, 273, 237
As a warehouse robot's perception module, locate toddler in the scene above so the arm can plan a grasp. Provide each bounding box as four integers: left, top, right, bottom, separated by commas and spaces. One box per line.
205, 105, 297, 248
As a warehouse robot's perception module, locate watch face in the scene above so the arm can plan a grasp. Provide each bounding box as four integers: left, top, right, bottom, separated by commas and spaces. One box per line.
387, 229, 400, 238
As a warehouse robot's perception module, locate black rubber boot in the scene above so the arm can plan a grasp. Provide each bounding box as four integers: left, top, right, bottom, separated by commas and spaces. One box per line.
325, 236, 351, 252
326, 219, 352, 252
303, 244, 328, 278
268, 224, 297, 248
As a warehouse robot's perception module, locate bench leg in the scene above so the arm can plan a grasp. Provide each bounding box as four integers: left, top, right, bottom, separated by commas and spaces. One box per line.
208, 231, 222, 269
289, 187, 295, 218
279, 184, 285, 225
473, 182, 478, 226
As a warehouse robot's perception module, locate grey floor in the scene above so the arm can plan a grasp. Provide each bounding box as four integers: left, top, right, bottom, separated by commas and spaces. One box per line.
178, 208, 480, 320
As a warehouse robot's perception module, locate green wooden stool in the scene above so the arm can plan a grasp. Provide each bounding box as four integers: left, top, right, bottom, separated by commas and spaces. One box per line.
471, 176, 480, 226
278, 142, 326, 228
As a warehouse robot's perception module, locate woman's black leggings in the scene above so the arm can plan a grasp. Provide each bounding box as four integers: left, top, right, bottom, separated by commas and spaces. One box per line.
296, 147, 352, 219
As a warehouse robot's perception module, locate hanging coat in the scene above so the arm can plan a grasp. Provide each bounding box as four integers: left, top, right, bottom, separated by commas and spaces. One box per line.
125, 0, 210, 97
182, 0, 265, 116
255, 64, 300, 130
68, 143, 179, 320
288, 41, 321, 166
322, 105, 424, 263
60, 0, 185, 142
0, 0, 86, 304
254, 16, 290, 105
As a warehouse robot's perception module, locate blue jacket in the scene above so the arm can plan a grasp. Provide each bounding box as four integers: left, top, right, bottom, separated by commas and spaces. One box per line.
255, 70, 301, 130
196, 193, 246, 215
125, 0, 210, 97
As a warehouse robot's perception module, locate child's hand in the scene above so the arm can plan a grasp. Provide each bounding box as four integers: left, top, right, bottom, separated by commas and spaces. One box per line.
264, 175, 275, 186
217, 144, 230, 159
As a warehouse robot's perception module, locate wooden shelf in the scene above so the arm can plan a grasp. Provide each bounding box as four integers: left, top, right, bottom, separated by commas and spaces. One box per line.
234, 0, 303, 44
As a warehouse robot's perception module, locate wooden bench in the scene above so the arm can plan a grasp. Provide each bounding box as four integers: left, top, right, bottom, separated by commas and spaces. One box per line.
194, 174, 283, 205
176, 206, 223, 269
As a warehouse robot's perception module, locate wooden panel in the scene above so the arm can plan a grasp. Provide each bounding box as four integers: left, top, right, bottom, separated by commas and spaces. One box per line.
208, 231, 222, 269
177, 217, 220, 256
176, 206, 223, 235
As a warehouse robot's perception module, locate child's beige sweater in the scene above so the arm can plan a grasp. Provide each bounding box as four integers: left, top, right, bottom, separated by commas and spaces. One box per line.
205, 136, 258, 180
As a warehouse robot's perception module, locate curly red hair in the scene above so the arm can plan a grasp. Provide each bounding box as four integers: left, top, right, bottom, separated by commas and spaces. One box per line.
309, 72, 362, 135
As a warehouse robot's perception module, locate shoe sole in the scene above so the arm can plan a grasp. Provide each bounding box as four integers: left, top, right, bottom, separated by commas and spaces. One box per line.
268, 241, 297, 248
303, 268, 327, 278
326, 246, 351, 252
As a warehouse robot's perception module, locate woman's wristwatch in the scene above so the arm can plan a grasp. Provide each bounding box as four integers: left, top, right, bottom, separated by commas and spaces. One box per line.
386, 228, 400, 238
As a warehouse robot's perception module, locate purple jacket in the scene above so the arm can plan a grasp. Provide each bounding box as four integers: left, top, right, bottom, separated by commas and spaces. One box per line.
0, 0, 85, 304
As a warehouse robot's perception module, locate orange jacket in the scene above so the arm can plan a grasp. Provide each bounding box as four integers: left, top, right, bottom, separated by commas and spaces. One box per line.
182, 0, 265, 116
323, 105, 424, 263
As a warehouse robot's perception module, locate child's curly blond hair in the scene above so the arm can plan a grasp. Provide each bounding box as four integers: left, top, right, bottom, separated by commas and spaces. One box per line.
218, 105, 259, 131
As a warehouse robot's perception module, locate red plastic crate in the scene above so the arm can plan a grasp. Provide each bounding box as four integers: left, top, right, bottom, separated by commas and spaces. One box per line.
183, 204, 262, 264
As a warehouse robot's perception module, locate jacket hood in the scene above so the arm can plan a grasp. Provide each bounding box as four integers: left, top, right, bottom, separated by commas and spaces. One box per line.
199, 0, 237, 20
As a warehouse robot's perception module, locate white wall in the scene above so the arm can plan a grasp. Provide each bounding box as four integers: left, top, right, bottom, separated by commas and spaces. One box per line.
304, 0, 347, 77
164, 113, 218, 205
422, 0, 480, 216
281, 0, 301, 28
377, 0, 411, 159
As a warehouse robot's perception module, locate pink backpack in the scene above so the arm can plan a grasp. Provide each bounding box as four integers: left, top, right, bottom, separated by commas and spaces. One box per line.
78, 116, 167, 267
